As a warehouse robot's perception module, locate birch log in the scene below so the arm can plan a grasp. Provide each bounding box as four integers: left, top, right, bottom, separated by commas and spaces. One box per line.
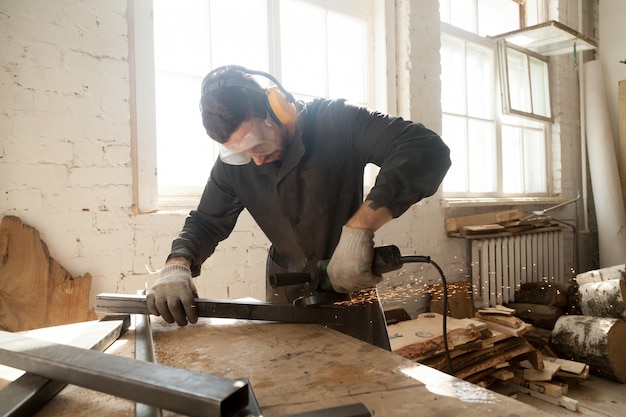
578, 279, 626, 319
576, 264, 626, 285
551, 315, 626, 382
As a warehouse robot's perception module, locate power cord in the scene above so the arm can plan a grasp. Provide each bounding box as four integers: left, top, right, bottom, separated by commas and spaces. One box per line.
399, 255, 454, 375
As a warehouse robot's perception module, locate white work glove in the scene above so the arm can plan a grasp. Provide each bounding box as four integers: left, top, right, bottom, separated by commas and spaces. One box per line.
327, 226, 382, 294
146, 264, 198, 326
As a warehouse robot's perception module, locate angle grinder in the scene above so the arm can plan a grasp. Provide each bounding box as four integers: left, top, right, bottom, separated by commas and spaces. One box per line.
269, 245, 430, 307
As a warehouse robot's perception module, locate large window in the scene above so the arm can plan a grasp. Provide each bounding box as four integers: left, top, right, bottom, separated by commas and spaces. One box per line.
133, 0, 384, 210
440, 0, 551, 197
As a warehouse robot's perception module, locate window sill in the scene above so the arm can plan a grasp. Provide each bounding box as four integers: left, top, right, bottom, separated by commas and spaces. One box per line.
441, 196, 571, 208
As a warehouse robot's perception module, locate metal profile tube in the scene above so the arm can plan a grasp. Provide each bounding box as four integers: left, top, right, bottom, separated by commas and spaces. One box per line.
0, 330, 249, 417
280, 403, 371, 417
135, 291, 162, 417
0, 316, 129, 417
96, 293, 346, 325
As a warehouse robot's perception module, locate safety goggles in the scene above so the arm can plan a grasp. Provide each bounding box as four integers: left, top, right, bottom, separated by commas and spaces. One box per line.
219, 113, 277, 165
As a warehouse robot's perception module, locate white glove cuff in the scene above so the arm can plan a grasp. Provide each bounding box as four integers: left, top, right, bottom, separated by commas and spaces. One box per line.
340, 226, 374, 250
160, 263, 191, 276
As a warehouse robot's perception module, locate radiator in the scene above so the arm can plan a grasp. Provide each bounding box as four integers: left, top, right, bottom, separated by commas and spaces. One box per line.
471, 229, 564, 308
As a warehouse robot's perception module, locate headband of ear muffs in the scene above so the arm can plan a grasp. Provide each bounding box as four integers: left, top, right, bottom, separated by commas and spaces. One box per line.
202, 65, 297, 125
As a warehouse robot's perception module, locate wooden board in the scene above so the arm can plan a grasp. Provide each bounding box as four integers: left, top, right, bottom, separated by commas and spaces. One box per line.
428, 281, 474, 319
388, 312, 485, 359
445, 209, 524, 233
0, 216, 96, 331
6, 319, 559, 417
476, 312, 523, 329
476, 317, 534, 338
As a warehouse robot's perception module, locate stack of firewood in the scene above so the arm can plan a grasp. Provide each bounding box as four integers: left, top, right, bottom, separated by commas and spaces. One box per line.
504, 281, 580, 330
550, 264, 626, 384
388, 306, 591, 412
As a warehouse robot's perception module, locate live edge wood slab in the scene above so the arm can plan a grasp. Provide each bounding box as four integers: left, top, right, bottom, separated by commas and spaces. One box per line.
10, 318, 559, 416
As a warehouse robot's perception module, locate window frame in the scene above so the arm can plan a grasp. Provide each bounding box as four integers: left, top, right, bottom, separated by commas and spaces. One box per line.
129, 0, 393, 212
440, 22, 552, 199
497, 40, 554, 123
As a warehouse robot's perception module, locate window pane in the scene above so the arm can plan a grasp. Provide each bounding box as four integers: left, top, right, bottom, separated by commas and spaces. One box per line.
468, 119, 496, 192
449, 0, 477, 33
529, 56, 551, 118
328, 12, 369, 103
155, 73, 216, 194
441, 36, 466, 115
281, 0, 327, 97
506, 47, 531, 113
442, 114, 469, 193
524, 128, 547, 193
153, 0, 210, 76
466, 43, 493, 119
210, 0, 269, 69
477, 0, 520, 37
501, 124, 523, 193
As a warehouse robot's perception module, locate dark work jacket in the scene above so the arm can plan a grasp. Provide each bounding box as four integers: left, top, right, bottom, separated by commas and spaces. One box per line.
168, 98, 451, 349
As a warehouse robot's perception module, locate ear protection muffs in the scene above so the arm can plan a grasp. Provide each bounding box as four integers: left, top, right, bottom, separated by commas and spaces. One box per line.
202, 65, 297, 125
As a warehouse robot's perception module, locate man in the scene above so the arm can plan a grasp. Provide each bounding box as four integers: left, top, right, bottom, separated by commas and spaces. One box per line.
147, 65, 451, 350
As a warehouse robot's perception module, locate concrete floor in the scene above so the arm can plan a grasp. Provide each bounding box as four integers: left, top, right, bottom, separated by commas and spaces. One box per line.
491, 374, 625, 416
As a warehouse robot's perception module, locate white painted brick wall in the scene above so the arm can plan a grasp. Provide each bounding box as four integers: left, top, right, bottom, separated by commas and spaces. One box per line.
0, 0, 587, 311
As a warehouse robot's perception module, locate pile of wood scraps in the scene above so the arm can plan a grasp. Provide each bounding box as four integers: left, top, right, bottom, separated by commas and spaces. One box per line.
445, 209, 555, 238
388, 305, 593, 412
504, 281, 580, 330
499, 353, 590, 411
388, 310, 538, 386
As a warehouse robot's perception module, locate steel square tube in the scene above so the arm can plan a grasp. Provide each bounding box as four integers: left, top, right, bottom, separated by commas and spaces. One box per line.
0, 316, 129, 417
96, 293, 346, 325
0, 330, 249, 417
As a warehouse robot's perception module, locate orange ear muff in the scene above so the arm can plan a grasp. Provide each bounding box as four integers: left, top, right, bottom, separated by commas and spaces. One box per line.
266, 86, 296, 125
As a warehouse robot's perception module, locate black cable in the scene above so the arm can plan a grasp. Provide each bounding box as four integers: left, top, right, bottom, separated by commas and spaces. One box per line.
399, 256, 454, 375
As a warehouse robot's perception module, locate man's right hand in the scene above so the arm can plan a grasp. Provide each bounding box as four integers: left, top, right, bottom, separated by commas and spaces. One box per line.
146, 264, 199, 326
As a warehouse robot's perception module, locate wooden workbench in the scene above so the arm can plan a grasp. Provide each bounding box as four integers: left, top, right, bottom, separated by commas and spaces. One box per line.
3, 318, 558, 416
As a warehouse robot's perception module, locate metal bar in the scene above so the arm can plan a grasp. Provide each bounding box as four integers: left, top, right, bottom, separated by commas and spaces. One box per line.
237, 379, 262, 417
135, 291, 162, 417
0, 316, 130, 417
279, 403, 371, 417
0, 330, 249, 417
96, 293, 346, 325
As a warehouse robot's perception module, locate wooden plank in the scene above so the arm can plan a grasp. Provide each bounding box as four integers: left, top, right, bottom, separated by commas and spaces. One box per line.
511, 384, 578, 412
477, 305, 516, 316
521, 360, 560, 381
542, 356, 587, 375
0, 215, 96, 331
512, 375, 567, 398
476, 317, 533, 337
389, 313, 484, 360
476, 312, 523, 329
459, 224, 505, 236
445, 209, 525, 233
449, 338, 536, 380
428, 281, 474, 319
